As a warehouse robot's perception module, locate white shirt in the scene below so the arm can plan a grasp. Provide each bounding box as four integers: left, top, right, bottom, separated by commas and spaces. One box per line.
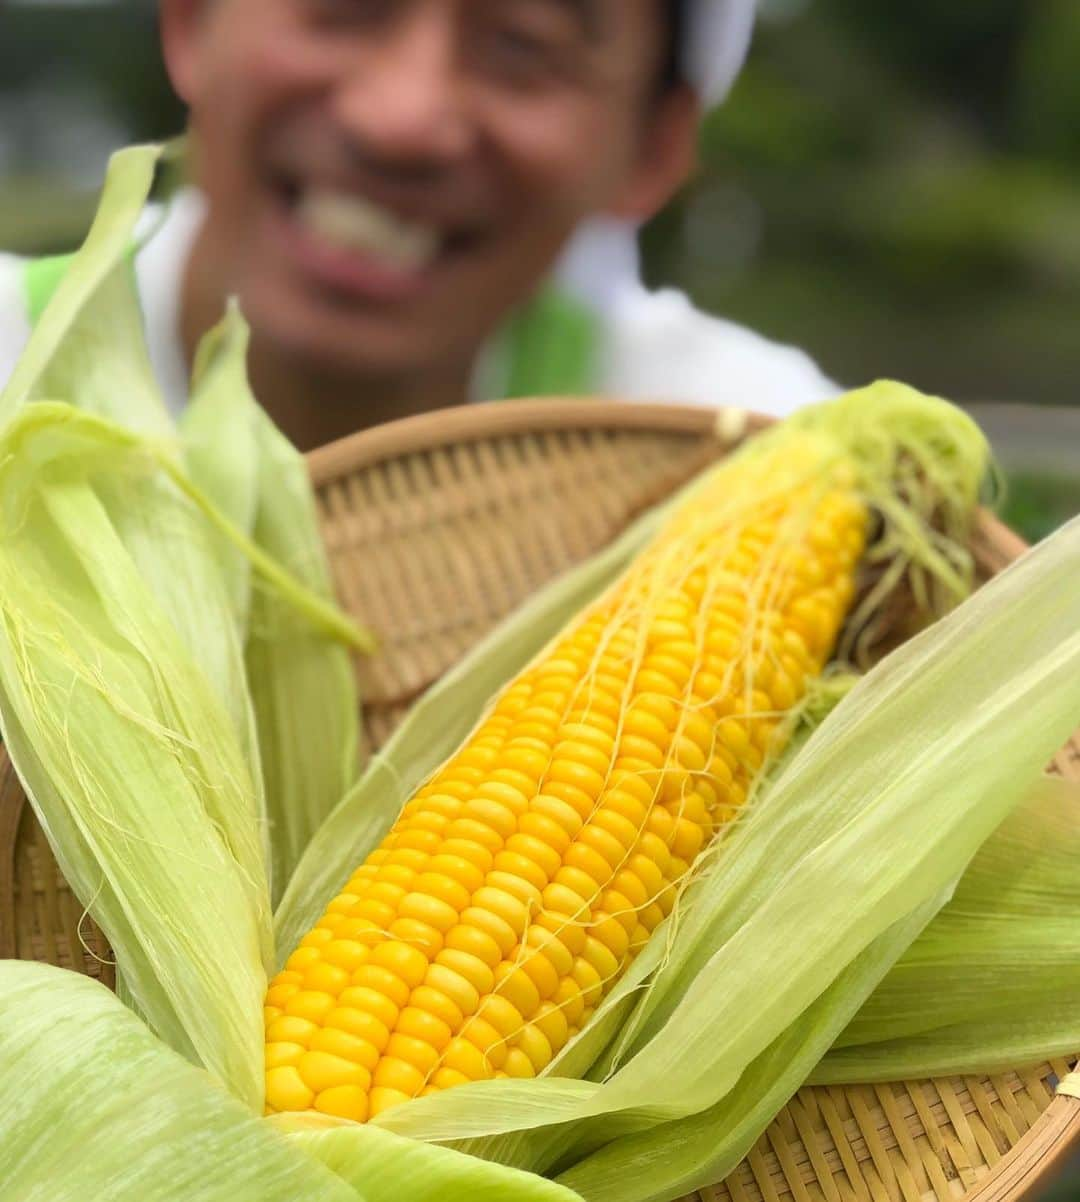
0, 191, 837, 418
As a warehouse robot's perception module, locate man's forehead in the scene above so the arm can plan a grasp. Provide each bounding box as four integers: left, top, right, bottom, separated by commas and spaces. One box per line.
485, 0, 658, 41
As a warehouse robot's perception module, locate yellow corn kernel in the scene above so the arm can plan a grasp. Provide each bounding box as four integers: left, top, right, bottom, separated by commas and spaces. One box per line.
314, 1033, 377, 1080
460, 1017, 507, 1069
476, 994, 524, 1041
409, 985, 464, 1030
285, 991, 335, 1025
443, 923, 502, 969
350, 966, 410, 1009
387, 916, 443, 956
442, 1037, 494, 1081
431, 1067, 471, 1090
314, 1085, 368, 1122
425, 963, 481, 1016
324, 1008, 390, 1053
503, 1048, 535, 1079
492, 963, 541, 1016
373, 1057, 425, 1097
266, 1066, 314, 1113
532, 1001, 569, 1051
265, 1041, 304, 1070
518, 948, 559, 1000
298, 1051, 370, 1094
386, 1033, 440, 1076
369, 1087, 412, 1117
516, 1024, 553, 1073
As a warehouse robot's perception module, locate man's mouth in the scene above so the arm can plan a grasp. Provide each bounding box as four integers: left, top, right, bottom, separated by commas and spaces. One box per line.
267, 173, 487, 301
296, 188, 443, 274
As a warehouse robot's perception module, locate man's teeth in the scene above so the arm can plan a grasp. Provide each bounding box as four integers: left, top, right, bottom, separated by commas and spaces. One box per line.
297, 190, 441, 271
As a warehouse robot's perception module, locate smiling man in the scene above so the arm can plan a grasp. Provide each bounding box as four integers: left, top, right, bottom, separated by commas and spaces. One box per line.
0, 0, 835, 449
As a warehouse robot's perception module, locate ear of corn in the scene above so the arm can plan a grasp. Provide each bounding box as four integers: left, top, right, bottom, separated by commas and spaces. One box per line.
266, 383, 992, 1128
183, 304, 363, 903
266, 424, 871, 1121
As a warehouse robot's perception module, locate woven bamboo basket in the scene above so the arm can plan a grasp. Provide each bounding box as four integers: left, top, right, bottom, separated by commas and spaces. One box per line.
1, 397, 1077, 1201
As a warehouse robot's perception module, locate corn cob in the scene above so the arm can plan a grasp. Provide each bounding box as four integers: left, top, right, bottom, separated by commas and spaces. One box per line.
265, 436, 868, 1121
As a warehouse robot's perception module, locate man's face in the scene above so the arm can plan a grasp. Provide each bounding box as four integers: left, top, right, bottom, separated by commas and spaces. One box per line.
164, 0, 694, 383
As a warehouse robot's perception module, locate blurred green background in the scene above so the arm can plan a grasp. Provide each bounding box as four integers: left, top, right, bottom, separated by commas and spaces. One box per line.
0, 0, 1077, 543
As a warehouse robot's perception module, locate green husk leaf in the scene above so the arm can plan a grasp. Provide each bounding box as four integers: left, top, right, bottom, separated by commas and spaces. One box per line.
0, 143, 171, 431
0, 962, 362, 1202
0, 141, 263, 784
0, 404, 272, 1108
243, 399, 363, 901
814, 1007, 1080, 1084
554, 899, 945, 1202
368, 507, 1080, 1192
182, 304, 363, 901
815, 772, 1080, 1082
555, 774, 1080, 1199
181, 302, 262, 628
277, 1115, 583, 1202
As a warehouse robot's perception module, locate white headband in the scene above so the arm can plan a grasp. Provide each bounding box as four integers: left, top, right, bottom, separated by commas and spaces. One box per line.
680, 0, 758, 106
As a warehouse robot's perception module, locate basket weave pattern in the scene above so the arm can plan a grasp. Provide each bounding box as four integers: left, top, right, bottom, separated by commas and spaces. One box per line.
1, 399, 1076, 1201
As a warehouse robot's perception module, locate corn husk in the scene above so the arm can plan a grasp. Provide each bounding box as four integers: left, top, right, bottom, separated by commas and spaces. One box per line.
816, 772, 1080, 1082
0, 143, 260, 773
181, 304, 261, 627
277, 1116, 582, 1202
0, 139, 368, 1107
182, 305, 365, 901
0, 405, 273, 1108
0, 961, 363, 1202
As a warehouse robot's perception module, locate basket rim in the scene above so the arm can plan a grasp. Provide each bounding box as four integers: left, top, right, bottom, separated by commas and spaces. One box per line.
306, 394, 1029, 563
306, 396, 771, 485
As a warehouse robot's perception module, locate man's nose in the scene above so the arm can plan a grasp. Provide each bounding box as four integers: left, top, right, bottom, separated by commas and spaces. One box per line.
331, 13, 474, 167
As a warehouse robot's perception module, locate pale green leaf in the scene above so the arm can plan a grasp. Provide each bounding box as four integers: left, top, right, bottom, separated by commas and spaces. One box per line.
555, 900, 944, 1202
181, 302, 262, 629
279, 1115, 583, 1202
0, 405, 272, 1108
0, 142, 262, 780
0, 962, 362, 1202
181, 304, 363, 903
817, 773, 1080, 1082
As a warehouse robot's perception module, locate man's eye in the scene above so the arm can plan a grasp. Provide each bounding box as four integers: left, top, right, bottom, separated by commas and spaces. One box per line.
303, 0, 392, 26
479, 21, 571, 82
